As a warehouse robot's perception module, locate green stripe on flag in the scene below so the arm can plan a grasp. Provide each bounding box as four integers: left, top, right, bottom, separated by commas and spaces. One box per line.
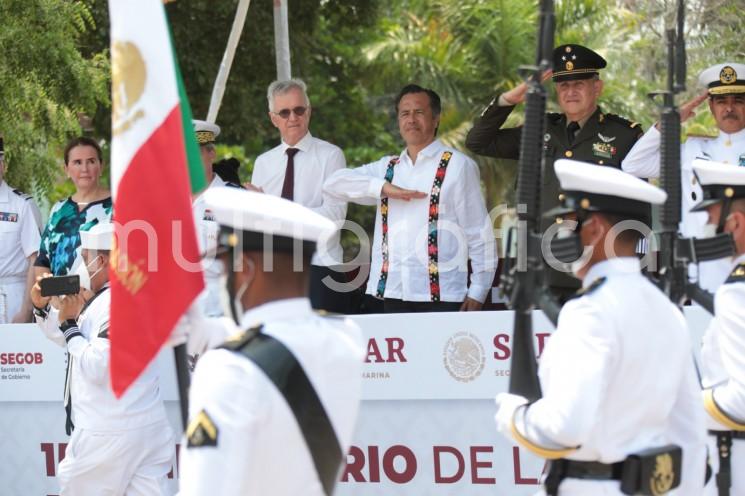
167, 19, 206, 194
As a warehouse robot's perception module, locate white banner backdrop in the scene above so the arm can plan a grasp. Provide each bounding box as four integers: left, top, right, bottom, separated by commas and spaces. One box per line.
0, 307, 711, 495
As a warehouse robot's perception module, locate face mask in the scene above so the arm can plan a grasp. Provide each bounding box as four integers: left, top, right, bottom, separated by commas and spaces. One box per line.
226, 256, 255, 326
700, 223, 718, 239
74, 256, 102, 291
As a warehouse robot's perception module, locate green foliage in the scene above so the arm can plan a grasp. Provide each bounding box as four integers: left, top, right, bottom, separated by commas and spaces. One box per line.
0, 0, 108, 197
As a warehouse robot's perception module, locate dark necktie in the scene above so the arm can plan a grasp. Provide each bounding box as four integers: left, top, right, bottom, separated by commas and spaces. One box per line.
567, 121, 580, 145
281, 148, 299, 200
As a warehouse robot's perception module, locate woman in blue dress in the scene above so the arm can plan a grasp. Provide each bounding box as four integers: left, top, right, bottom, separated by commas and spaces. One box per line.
34, 137, 112, 276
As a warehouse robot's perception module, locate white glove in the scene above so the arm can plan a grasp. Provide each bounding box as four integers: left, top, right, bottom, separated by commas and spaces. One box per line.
495, 392, 529, 435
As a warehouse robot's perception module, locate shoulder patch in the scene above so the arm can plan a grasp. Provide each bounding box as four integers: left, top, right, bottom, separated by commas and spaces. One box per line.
186, 410, 219, 448
685, 133, 716, 140
570, 277, 607, 300
725, 264, 745, 284
220, 324, 263, 352
11, 189, 32, 201
314, 309, 345, 319
604, 113, 638, 128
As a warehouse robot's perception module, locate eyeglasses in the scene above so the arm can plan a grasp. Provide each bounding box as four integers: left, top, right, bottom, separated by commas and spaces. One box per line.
273, 106, 308, 119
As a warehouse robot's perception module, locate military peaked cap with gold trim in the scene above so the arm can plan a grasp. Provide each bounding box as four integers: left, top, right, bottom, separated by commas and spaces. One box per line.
192, 119, 221, 145
698, 63, 745, 96
552, 44, 607, 82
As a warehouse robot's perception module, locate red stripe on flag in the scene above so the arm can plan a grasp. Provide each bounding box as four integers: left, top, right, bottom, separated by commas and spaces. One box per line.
110, 105, 204, 397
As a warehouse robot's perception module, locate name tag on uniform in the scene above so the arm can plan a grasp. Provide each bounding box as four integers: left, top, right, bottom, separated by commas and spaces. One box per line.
0, 211, 18, 222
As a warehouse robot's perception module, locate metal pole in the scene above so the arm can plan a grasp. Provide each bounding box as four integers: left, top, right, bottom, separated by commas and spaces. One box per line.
273, 0, 292, 80
206, 0, 252, 123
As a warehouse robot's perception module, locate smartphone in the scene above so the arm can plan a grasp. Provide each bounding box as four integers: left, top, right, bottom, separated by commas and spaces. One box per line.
40, 275, 81, 297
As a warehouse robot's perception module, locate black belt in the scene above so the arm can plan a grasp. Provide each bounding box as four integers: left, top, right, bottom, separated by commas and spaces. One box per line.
545, 459, 624, 495
708, 430, 744, 496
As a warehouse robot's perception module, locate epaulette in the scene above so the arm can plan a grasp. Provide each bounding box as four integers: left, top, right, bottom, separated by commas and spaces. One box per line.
315, 309, 345, 319
547, 112, 563, 123
604, 113, 641, 129
685, 133, 716, 140
725, 263, 745, 284
220, 324, 263, 351
11, 188, 32, 201
569, 277, 607, 300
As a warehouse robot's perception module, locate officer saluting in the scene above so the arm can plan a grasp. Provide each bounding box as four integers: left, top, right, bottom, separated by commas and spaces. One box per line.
178, 188, 364, 495
690, 160, 745, 496
466, 44, 644, 300
495, 160, 706, 495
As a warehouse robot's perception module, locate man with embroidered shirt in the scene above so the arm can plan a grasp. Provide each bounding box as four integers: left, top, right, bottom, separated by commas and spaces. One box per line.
248, 79, 349, 313
688, 160, 745, 496
192, 120, 242, 317
178, 188, 364, 495
30, 222, 173, 495
623, 62, 745, 291
495, 160, 705, 495
324, 84, 496, 313
0, 136, 42, 323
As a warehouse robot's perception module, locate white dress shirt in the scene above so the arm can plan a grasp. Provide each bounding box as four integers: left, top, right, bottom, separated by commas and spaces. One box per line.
622, 127, 745, 291
252, 132, 347, 266
0, 180, 41, 322
36, 288, 169, 431
500, 258, 706, 495
179, 298, 364, 496
323, 139, 497, 303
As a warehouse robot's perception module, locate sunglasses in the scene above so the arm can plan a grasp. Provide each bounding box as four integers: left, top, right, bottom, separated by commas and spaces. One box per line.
273, 106, 308, 119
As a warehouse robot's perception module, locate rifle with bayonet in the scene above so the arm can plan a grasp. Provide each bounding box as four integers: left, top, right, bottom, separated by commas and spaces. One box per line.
499, 0, 560, 402
651, 0, 734, 314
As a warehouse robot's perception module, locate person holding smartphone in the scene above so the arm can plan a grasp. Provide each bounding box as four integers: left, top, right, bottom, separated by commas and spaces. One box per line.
31, 223, 173, 495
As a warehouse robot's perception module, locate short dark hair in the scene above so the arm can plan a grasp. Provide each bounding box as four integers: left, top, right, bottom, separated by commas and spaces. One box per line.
395, 84, 442, 117
64, 137, 103, 165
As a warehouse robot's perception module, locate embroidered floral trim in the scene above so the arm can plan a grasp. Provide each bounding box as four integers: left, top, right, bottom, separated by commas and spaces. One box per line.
376, 157, 399, 298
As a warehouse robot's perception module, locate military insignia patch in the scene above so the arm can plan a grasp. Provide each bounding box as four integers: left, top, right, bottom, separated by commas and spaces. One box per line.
726, 263, 745, 284
203, 209, 215, 221
566, 61, 574, 71
597, 133, 616, 143
0, 212, 18, 222
720, 65, 737, 85
186, 410, 219, 448
592, 142, 616, 159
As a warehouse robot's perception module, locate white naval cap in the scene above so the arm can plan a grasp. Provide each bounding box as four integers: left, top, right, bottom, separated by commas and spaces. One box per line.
698, 63, 745, 95
203, 187, 335, 252
192, 120, 221, 145
80, 222, 115, 251
546, 159, 667, 222
691, 159, 745, 212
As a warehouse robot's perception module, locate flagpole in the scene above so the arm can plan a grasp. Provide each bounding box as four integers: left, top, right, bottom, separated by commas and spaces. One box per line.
206, 0, 252, 124
273, 0, 292, 80
173, 344, 191, 429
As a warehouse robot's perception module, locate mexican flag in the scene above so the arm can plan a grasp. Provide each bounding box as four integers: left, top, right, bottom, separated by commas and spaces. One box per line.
108, 0, 206, 397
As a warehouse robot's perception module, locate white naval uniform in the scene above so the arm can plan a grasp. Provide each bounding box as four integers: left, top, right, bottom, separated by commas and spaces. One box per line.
622, 127, 745, 291
323, 139, 497, 303
499, 258, 706, 495
701, 254, 745, 495
252, 132, 347, 266
193, 175, 228, 317
35, 287, 174, 495
178, 298, 364, 496
0, 180, 41, 323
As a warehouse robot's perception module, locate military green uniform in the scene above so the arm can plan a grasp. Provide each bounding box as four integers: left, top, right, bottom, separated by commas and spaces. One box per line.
466, 103, 643, 294
466, 104, 643, 220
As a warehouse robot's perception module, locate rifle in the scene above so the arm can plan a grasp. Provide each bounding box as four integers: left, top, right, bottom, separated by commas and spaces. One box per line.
500, 0, 560, 402
651, 0, 734, 314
